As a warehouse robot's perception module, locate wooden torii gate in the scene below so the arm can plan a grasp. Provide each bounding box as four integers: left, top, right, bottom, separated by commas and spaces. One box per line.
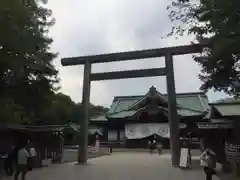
61, 44, 205, 166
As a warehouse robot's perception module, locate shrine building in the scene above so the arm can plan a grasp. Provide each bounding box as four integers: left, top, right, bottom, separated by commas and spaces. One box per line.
90, 86, 209, 148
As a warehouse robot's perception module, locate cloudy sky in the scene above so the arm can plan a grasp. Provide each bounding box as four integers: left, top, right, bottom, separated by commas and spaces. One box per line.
47, 0, 228, 107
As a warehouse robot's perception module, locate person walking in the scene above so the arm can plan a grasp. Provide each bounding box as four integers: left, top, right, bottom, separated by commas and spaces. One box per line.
200, 148, 217, 180
28, 142, 37, 170
14, 143, 30, 180
148, 140, 153, 154
4, 146, 17, 176
156, 142, 163, 155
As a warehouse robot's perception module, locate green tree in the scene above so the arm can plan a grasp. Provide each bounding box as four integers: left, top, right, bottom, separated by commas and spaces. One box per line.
0, 0, 109, 125
0, 0, 58, 124
41, 93, 109, 125
48, 93, 75, 125
67, 102, 109, 125
168, 0, 240, 96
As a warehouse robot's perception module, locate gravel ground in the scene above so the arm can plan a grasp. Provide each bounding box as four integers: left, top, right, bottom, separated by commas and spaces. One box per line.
3, 152, 223, 180
63, 149, 110, 163
3, 152, 239, 180
62, 147, 201, 163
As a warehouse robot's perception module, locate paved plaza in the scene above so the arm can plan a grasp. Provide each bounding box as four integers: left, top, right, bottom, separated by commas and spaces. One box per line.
3, 152, 236, 180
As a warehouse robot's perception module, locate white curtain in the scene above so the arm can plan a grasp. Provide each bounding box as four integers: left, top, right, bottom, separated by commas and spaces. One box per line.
125, 123, 186, 139
108, 131, 118, 141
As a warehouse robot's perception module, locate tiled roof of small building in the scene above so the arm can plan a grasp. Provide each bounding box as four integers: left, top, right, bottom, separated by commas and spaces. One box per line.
210, 102, 240, 116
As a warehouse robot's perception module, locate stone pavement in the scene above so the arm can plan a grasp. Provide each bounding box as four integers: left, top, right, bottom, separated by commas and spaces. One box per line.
3, 152, 233, 180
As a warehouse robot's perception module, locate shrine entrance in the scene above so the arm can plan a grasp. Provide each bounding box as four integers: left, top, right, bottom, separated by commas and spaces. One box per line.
61, 43, 207, 166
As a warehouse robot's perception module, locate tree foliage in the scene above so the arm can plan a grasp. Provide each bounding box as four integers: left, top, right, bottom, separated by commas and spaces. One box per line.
0, 0, 109, 125
168, 0, 240, 96
43, 93, 109, 125
0, 0, 59, 124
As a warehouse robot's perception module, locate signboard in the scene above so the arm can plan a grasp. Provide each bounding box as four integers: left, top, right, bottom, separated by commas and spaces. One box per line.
125, 123, 186, 139
225, 143, 240, 162
179, 148, 189, 168
198, 123, 232, 129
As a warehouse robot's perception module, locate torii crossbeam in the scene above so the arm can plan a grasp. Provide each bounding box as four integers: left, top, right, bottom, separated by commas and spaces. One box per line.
61, 43, 205, 166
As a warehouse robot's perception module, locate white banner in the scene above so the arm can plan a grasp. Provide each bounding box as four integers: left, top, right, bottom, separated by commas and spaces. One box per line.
125, 123, 186, 139
108, 131, 118, 141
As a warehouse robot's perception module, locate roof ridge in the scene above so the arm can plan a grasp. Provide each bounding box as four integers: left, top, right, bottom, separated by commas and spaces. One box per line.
126, 87, 167, 110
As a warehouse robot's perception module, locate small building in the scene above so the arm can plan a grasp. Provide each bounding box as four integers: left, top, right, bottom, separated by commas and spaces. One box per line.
197, 102, 240, 150
61, 123, 103, 146
90, 86, 209, 148
197, 102, 240, 173
0, 125, 64, 168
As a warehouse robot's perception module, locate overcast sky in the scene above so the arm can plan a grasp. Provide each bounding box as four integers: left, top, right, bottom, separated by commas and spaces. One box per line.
47, 0, 228, 107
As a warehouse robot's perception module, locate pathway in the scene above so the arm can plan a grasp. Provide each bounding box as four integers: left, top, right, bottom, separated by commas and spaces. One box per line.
3, 152, 233, 180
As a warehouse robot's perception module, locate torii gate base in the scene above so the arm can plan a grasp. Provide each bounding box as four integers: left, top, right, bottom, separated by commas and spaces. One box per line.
61, 44, 205, 167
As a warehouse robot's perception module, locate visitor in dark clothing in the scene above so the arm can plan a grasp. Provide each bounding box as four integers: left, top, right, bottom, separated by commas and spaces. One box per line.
4, 146, 18, 176
14, 143, 30, 180
200, 148, 217, 180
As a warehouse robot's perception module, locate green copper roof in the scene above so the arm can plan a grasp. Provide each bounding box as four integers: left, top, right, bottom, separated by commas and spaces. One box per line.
91, 86, 209, 122
107, 110, 137, 118
109, 92, 208, 114
213, 103, 240, 116
109, 96, 141, 113
106, 108, 202, 119
214, 97, 240, 104
178, 109, 203, 116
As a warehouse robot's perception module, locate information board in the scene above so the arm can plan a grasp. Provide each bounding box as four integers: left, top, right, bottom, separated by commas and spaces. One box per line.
225, 143, 240, 162
179, 148, 189, 168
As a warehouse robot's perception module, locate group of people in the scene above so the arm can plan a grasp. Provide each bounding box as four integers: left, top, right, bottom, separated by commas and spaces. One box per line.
148, 139, 163, 155
2, 137, 220, 180
4, 141, 37, 180
147, 137, 219, 180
